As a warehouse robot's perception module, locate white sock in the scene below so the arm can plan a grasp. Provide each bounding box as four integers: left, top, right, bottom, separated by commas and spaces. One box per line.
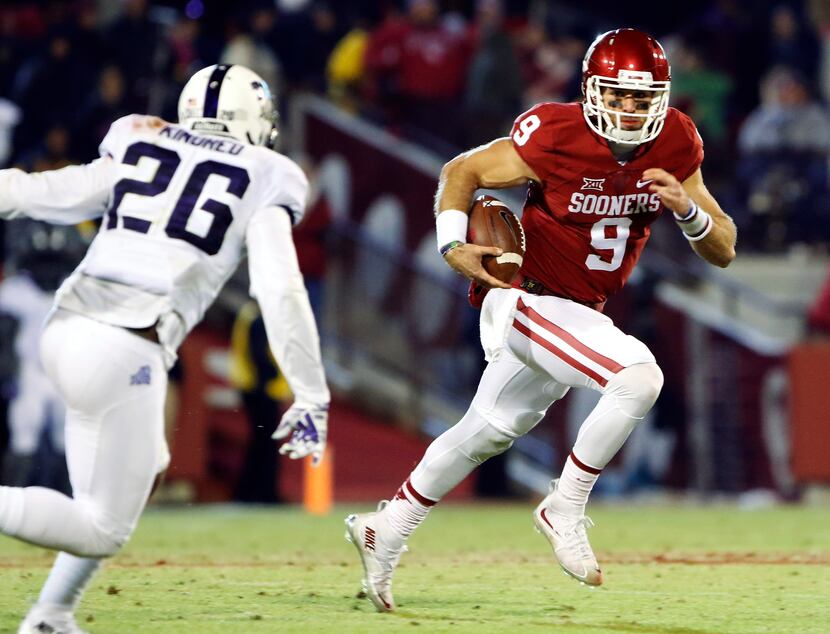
556, 453, 600, 515
37, 553, 103, 611
383, 478, 435, 541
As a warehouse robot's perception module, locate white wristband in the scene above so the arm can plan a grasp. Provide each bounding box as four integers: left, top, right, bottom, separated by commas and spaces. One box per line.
683, 213, 713, 241
673, 201, 712, 241
436, 209, 468, 253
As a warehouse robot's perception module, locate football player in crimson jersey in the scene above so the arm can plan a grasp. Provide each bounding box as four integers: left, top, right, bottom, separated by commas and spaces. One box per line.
347, 28, 736, 611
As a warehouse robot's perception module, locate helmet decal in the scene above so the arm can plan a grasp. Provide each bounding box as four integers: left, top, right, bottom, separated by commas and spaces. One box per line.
250, 80, 271, 102
203, 64, 232, 119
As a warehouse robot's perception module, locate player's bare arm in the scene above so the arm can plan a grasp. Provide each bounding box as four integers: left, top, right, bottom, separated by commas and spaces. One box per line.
435, 138, 540, 289
643, 167, 736, 268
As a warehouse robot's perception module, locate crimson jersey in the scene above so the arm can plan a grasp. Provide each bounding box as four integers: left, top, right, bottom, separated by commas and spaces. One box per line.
510, 102, 703, 305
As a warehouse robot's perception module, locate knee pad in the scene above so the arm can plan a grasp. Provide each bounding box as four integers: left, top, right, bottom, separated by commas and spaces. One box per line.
605, 362, 664, 419
458, 419, 516, 464
88, 520, 131, 558
76, 502, 133, 558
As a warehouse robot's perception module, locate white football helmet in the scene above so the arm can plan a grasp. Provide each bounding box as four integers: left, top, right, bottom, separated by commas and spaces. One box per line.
177, 64, 278, 148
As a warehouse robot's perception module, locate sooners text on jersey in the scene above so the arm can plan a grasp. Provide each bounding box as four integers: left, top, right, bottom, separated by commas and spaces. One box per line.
510, 102, 703, 305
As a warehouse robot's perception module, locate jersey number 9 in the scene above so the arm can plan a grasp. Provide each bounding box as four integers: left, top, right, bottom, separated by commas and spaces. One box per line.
512, 115, 541, 146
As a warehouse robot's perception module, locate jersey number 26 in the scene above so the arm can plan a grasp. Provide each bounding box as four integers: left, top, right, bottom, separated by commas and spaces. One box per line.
106, 141, 250, 255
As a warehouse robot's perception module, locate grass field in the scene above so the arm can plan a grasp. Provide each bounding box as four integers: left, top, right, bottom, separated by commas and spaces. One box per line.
1, 503, 828, 633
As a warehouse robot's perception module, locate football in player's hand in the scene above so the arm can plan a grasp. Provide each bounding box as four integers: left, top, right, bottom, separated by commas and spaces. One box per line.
467, 195, 525, 284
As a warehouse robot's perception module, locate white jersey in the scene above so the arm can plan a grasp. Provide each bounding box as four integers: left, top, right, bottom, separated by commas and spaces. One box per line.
0, 115, 329, 404
61, 114, 307, 358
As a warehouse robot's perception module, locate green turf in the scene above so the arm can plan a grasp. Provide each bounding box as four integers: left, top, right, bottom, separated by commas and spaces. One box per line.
1, 503, 828, 633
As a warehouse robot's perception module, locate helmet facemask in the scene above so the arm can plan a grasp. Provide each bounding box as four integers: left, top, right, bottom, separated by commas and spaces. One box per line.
247, 79, 280, 149
583, 71, 670, 145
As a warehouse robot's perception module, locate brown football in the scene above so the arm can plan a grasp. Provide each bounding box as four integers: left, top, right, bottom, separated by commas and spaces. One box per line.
467, 194, 525, 284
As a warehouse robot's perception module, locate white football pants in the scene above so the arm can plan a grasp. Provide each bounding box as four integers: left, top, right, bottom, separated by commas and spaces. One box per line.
410, 289, 663, 499
0, 309, 169, 557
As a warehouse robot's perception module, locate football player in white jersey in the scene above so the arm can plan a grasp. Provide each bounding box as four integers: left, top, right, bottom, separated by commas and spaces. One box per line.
0, 64, 330, 634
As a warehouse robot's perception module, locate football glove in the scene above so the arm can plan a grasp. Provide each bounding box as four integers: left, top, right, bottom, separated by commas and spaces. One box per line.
272, 402, 329, 467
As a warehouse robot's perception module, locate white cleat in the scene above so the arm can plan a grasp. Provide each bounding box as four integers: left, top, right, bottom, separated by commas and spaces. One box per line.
18, 608, 88, 634
344, 501, 406, 612
533, 479, 603, 586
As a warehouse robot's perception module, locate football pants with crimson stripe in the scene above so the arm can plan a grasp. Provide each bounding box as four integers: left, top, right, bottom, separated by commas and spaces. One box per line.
409, 293, 662, 499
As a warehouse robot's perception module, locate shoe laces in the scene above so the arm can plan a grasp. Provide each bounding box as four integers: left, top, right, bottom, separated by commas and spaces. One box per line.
366, 500, 408, 591
367, 544, 408, 593
558, 516, 596, 561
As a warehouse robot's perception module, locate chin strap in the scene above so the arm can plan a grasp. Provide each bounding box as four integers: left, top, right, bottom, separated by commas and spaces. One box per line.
605, 126, 643, 144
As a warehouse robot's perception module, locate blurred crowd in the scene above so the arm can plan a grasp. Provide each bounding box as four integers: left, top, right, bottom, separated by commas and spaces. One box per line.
0, 0, 828, 492
0, 0, 828, 252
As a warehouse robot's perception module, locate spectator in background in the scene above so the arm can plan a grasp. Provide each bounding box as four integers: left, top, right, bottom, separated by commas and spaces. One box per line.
154, 16, 209, 123
221, 6, 282, 103
273, 2, 343, 93
365, 0, 472, 150
0, 5, 26, 98
362, 4, 407, 125
326, 16, 369, 112
70, 2, 106, 74
808, 0, 830, 103
229, 301, 291, 504
168, 17, 202, 84
739, 67, 830, 154
293, 160, 332, 324
72, 65, 129, 162
0, 310, 16, 485
0, 100, 20, 168
688, 1, 763, 115
105, 0, 161, 112
16, 125, 74, 173
668, 39, 732, 149
767, 4, 820, 84
463, 0, 523, 146
0, 221, 87, 495
11, 28, 91, 159
515, 18, 583, 107
737, 66, 830, 249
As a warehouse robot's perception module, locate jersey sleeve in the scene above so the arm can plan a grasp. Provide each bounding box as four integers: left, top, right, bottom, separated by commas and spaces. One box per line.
260, 155, 309, 226
98, 114, 140, 160
509, 103, 560, 182
0, 158, 114, 223
246, 206, 330, 405
675, 111, 704, 182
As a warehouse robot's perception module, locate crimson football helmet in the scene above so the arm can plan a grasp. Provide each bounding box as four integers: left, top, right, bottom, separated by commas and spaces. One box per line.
582, 28, 671, 145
